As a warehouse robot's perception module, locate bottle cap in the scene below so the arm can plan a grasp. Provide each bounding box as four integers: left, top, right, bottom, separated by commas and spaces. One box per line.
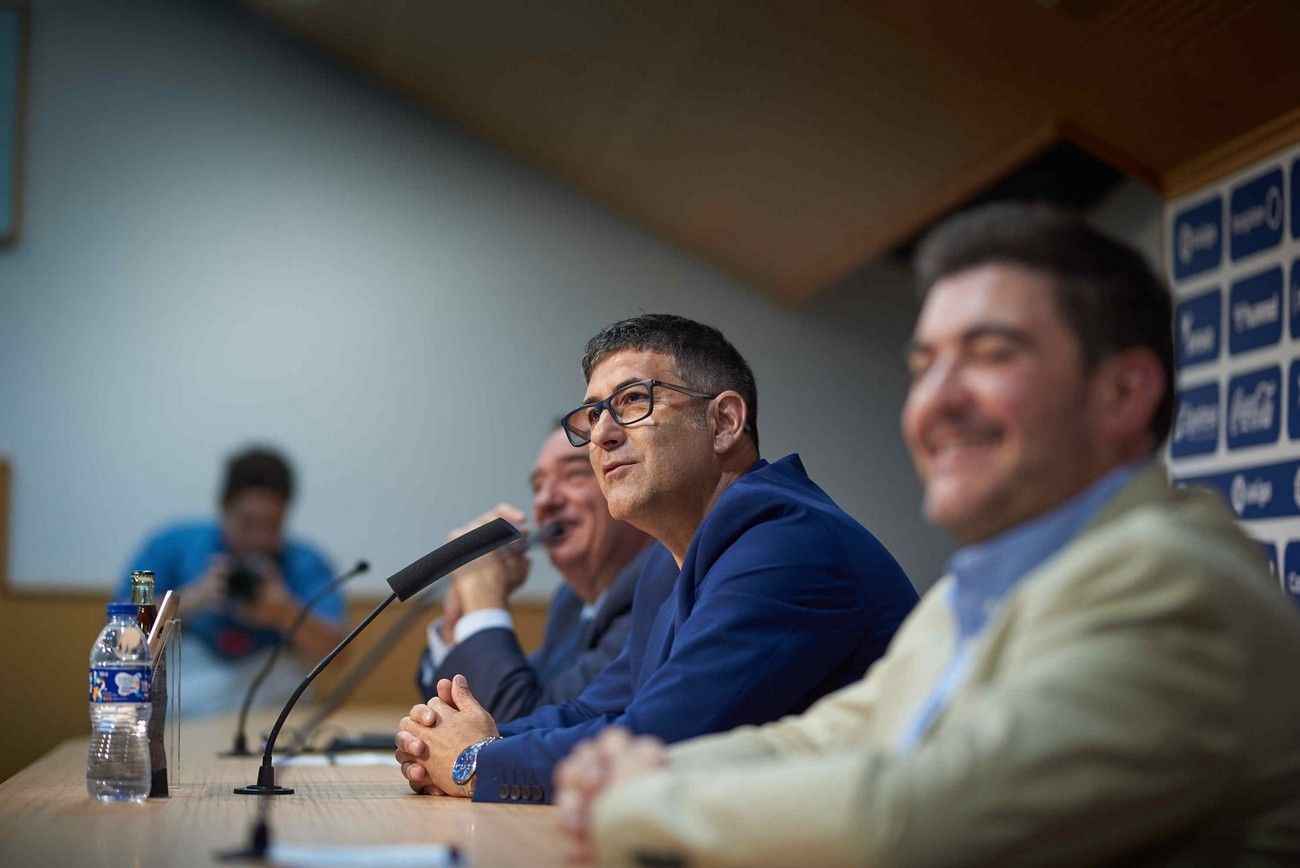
107, 602, 137, 616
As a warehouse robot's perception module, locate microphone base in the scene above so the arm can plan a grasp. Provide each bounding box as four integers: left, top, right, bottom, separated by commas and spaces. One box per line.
216, 846, 267, 862
220, 732, 254, 758
233, 783, 293, 795
234, 764, 294, 796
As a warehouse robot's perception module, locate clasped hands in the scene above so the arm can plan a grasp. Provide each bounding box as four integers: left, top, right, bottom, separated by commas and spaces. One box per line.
396, 681, 669, 859
396, 674, 500, 797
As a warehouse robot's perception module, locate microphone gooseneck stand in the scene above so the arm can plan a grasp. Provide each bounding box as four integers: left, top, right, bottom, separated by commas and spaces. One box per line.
295, 522, 563, 749
234, 593, 399, 795
233, 517, 521, 796
222, 559, 370, 758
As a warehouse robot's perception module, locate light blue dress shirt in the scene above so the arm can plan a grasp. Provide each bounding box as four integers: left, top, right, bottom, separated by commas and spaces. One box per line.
895, 461, 1148, 755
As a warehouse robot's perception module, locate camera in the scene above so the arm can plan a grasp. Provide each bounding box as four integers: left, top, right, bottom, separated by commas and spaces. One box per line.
226, 563, 263, 602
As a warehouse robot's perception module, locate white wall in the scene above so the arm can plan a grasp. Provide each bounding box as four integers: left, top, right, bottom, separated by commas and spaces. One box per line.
0, 0, 953, 598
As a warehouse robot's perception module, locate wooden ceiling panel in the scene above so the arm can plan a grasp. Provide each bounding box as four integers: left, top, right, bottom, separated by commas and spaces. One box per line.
243, 0, 1300, 303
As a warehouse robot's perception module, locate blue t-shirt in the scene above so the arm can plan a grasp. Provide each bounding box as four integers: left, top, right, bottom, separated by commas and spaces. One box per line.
119, 521, 343, 660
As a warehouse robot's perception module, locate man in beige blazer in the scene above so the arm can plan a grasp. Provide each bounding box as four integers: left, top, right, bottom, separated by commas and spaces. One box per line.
554, 202, 1300, 866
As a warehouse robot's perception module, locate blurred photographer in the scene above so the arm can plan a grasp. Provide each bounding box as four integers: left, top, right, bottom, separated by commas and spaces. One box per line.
119, 446, 345, 717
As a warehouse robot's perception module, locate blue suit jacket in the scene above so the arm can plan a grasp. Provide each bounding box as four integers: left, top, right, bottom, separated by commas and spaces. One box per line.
417, 544, 668, 722
474, 454, 918, 804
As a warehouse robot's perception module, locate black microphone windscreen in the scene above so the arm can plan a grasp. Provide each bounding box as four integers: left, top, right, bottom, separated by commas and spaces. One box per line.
386, 517, 521, 602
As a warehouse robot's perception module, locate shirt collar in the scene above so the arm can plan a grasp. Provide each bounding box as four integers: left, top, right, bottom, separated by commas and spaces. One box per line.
946, 460, 1148, 640
581, 587, 606, 621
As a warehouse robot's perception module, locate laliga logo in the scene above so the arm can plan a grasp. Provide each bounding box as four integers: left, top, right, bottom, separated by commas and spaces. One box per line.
1231, 473, 1272, 515
1179, 313, 1215, 356
1289, 570, 1300, 595
1179, 221, 1218, 265
1228, 380, 1277, 435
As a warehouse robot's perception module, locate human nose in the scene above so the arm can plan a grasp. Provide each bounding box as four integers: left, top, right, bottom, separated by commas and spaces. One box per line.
589, 402, 626, 450
906, 355, 968, 422
534, 475, 564, 515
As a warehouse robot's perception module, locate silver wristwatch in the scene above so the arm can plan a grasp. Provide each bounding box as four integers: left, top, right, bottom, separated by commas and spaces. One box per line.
451, 735, 502, 787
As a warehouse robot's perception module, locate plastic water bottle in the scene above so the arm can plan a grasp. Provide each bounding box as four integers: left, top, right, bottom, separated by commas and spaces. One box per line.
86, 601, 152, 801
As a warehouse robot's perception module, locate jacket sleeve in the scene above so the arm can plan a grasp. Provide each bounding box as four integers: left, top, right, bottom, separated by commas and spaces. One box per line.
472, 633, 639, 801
475, 514, 880, 804
536, 607, 634, 708
591, 513, 1272, 867
435, 603, 631, 724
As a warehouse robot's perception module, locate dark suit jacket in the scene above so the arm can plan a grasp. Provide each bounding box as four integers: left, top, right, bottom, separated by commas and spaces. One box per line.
418, 544, 666, 722
473, 454, 919, 804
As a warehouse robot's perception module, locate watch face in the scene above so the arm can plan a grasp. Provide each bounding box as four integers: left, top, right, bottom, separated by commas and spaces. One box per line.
451, 743, 479, 786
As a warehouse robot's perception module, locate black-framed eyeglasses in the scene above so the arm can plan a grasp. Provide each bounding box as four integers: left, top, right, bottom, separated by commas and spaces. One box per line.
560, 379, 718, 447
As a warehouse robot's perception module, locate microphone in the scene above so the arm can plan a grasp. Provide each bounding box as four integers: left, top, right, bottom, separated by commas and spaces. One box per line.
516, 521, 563, 550
234, 517, 520, 795
386, 518, 526, 601
293, 522, 563, 750
221, 559, 370, 758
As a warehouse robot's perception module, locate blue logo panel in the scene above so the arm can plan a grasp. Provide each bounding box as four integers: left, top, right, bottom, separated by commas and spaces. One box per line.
1292, 158, 1299, 240
1290, 258, 1300, 339
1174, 288, 1220, 369
1227, 366, 1282, 450
1283, 543, 1300, 608
1291, 359, 1300, 441
1259, 540, 1279, 581
1177, 459, 1300, 520
1171, 381, 1219, 458
1172, 196, 1222, 281
1229, 267, 1283, 355
1230, 166, 1285, 260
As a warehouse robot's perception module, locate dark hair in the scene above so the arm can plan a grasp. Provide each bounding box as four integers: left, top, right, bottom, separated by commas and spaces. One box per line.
914, 202, 1174, 443
581, 314, 759, 450
220, 447, 294, 506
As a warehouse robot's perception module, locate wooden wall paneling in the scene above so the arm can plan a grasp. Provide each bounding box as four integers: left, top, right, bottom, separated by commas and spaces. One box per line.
0, 583, 548, 783
0, 455, 9, 590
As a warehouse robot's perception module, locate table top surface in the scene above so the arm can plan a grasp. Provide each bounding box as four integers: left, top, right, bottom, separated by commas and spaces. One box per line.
0, 707, 570, 867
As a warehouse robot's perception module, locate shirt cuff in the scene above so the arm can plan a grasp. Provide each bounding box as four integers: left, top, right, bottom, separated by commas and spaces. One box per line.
426, 618, 453, 669
453, 608, 513, 644
425, 608, 514, 670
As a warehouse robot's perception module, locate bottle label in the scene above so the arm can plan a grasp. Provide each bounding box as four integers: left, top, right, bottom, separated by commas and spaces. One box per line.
89, 667, 152, 703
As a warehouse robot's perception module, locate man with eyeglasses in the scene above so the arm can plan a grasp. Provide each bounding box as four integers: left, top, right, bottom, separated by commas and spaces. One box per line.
415, 426, 675, 722
394, 314, 918, 804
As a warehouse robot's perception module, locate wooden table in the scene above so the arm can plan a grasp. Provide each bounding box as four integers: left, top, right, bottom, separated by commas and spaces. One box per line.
0, 707, 569, 866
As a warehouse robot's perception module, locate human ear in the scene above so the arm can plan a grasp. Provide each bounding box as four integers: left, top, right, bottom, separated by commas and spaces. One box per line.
709, 391, 749, 454
1090, 347, 1165, 445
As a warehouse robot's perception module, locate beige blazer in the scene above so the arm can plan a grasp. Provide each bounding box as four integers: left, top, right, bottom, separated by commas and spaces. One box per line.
593, 465, 1300, 866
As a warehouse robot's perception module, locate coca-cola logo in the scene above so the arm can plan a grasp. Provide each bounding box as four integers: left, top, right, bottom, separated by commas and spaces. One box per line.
1229, 380, 1277, 436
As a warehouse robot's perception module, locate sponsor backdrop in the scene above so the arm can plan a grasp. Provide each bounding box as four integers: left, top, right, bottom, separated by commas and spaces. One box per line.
1166, 142, 1300, 606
